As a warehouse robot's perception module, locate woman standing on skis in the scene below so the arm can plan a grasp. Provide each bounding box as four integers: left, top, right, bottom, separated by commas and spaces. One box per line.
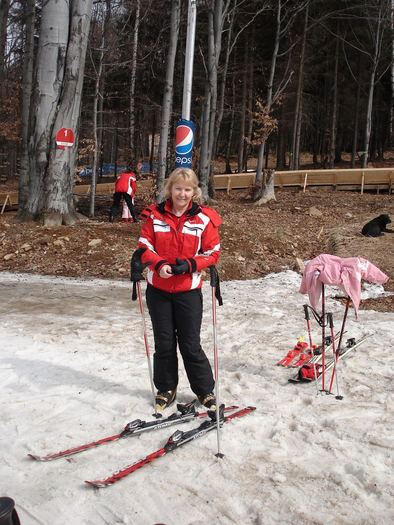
136, 167, 221, 413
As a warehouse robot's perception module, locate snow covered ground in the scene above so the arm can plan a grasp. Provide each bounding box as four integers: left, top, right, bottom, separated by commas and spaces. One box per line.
0, 271, 393, 525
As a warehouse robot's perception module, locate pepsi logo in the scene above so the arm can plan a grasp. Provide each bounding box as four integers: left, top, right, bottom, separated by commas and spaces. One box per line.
175, 125, 193, 155
175, 156, 192, 166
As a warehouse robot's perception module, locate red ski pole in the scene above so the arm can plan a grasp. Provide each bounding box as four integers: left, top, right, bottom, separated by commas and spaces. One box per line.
328, 297, 351, 397
320, 283, 326, 392
303, 305, 319, 394
131, 249, 158, 418
209, 266, 224, 458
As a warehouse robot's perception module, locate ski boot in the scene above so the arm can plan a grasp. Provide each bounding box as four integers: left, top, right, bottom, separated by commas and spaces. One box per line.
155, 389, 177, 415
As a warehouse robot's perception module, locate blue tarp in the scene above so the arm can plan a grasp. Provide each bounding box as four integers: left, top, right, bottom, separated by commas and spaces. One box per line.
79, 162, 156, 177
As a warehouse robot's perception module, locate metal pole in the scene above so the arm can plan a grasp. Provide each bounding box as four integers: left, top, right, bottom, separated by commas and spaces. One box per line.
209, 266, 224, 458
136, 281, 158, 417
182, 0, 197, 120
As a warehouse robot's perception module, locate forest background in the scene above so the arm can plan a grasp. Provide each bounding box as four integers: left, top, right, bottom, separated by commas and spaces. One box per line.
0, 0, 393, 311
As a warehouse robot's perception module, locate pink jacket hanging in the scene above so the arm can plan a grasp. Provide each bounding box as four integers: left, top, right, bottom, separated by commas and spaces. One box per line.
299, 253, 389, 315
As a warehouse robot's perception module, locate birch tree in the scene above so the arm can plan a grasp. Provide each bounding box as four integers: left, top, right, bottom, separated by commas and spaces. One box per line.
199, 0, 228, 201
129, 0, 140, 159
23, 0, 93, 226
253, 0, 304, 204
18, 0, 35, 210
156, 0, 181, 201
360, 0, 390, 167
90, 0, 111, 217
290, 1, 309, 170
0, 0, 10, 97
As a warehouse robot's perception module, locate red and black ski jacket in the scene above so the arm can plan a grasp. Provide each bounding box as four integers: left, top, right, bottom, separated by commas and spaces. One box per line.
115, 171, 137, 196
137, 200, 221, 293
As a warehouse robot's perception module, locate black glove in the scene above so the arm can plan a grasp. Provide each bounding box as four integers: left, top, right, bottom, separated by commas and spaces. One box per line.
130, 248, 147, 283
171, 258, 194, 275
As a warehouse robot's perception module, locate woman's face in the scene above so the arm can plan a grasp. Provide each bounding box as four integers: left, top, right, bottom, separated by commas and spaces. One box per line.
171, 179, 194, 210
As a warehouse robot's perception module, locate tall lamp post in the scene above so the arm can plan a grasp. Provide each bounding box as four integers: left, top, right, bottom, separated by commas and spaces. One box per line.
175, 0, 196, 168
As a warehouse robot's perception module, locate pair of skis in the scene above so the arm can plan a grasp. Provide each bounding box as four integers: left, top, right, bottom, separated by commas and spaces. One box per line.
277, 334, 339, 368
276, 340, 309, 367
288, 335, 369, 384
28, 403, 256, 488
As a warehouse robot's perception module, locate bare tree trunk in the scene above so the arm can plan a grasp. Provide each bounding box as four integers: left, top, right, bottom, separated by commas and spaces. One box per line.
199, 0, 225, 200
237, 43, 248, 173
156, 0, 181, 201
361, 2, 388, 168
244, 53, 254, 172
207, 0, 225, 198
0, 0, 10, 97
294, 95, 303, 168
213, 1, 235, 158
255, 0, 281, 187
18, 0, 35, 214
390, 0, 394, 145
254, 1, 282, 205
329, 34, 339, 168
290, 2, 308, 170
362, 70, 377, 168
276, 103, 286, 170
225, 74, 235, 173
26, 0, 70, 219
351, 81, 361, 168
26, 0, 93, 225
199, 84, 211, 201
252, 169, 276, 204
129, 0, 140, 159
90, 0, 110, 217
149, 111, 156, 172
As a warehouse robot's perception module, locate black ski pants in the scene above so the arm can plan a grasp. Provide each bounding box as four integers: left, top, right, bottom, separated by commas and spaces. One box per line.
110, 192, 138, 221
146, 284, 214, 397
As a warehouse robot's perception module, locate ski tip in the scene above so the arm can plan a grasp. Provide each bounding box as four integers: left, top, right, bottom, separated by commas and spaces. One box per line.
85, 480, 108, 489
27, 453, 48, 461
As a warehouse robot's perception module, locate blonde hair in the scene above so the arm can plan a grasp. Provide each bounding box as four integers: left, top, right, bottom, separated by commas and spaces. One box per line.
164, 168, 202, 203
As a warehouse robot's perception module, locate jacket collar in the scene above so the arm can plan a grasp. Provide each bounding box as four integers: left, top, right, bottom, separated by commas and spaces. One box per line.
157, 199, 201, 217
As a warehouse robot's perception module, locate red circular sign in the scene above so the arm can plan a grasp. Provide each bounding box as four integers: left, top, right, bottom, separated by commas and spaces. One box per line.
56, 128, 75, 149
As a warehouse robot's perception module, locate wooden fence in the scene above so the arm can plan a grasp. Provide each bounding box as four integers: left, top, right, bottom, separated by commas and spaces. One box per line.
214, 168, 394, 194
0, 179, 153, 213
1, 168, 393, 213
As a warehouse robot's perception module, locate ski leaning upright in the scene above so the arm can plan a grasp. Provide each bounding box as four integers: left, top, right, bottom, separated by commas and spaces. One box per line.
28, 402, 238, 462
85, 406, 256, 488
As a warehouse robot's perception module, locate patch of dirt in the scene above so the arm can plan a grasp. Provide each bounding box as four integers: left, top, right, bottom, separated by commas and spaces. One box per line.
1, 187, 393, 312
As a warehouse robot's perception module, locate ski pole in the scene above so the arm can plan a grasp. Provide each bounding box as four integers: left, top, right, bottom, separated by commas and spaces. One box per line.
130, 249, 158, 418
303, 305, 319, 395
328, 297, 351, 397
326, 313, 342, 399
209, 265, 224, 458
320, 283, 326, 392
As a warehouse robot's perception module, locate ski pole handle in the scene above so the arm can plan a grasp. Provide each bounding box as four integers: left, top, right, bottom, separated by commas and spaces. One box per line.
209, 265, 218, 287
327, 313, 334, 329
303, 305, 310, 321
209, 266, 223, 306
130, 248, 147, 300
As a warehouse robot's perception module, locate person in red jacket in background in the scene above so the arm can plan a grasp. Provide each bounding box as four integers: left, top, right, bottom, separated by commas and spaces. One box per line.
109, 165, 138, 223
137, 167, 221, 414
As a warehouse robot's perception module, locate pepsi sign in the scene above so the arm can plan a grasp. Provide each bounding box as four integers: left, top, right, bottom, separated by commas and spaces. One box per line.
175, 119, 195, 168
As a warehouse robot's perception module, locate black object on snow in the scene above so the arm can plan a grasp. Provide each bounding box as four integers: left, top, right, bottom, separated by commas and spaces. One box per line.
0, 498, 20, 525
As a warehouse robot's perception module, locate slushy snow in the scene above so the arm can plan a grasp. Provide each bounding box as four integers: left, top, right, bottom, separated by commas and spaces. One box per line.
0, 271, 393, 525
